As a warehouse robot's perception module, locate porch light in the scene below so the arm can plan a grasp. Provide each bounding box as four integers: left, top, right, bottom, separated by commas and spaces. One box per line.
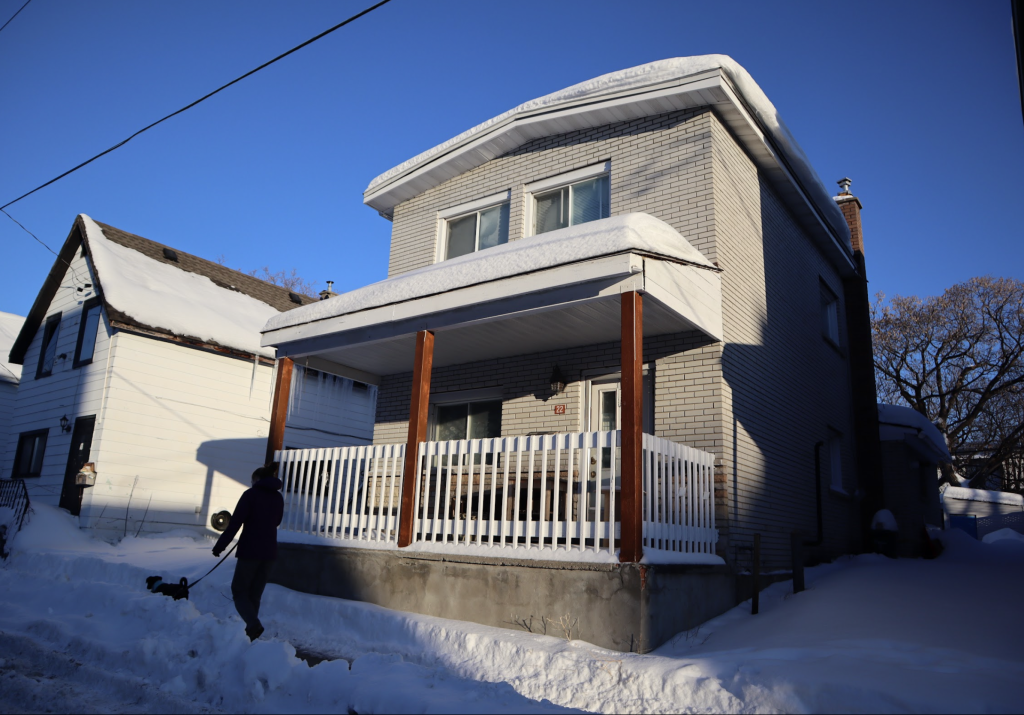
549, 365, 566, 395
60, 414, 71, 433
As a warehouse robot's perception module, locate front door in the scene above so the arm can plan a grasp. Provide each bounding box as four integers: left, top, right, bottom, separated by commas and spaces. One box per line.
59, 415, 96, 516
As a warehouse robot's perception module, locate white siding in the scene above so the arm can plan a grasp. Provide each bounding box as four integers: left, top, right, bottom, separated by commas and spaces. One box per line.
80, 334, 376, 539
282, 364, 376, 451
1, 249, 109, 499
0, 381, 17, 477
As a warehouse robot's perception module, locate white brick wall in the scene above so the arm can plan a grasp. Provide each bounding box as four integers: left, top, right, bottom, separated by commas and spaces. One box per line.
373, 106, 861, 568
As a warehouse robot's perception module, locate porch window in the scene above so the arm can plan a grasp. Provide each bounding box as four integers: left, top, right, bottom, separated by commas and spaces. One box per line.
434, 399, 502, 466
13, 429, 48, 478
443, 202, 510, 260
73, 299, 102, 367
35, 313, 62, 379
435, 400, 502, 442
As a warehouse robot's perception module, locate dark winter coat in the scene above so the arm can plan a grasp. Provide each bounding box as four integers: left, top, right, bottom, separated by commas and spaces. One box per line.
214, 476, 284, 560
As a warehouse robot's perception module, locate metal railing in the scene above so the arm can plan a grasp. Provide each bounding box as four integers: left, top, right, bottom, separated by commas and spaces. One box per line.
0, 478, 31, 557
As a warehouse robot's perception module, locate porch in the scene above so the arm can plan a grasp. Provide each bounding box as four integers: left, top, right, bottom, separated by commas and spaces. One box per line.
275, 429, 716, 563
261, 214, 725, 564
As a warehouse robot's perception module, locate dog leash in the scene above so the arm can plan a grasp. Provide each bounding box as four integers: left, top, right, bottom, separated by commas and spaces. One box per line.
188, 543, 238, 589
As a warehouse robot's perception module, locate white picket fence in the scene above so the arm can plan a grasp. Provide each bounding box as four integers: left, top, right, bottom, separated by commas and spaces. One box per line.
641, 433, 717, 555
277, 443, 405, 543
275, 431, 716, 559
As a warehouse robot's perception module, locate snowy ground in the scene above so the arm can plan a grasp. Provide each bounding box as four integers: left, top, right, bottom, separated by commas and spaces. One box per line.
1, 505, 1022, 714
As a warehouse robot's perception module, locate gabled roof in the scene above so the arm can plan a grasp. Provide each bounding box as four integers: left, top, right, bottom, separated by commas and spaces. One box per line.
363, 55, 854, 274
0, 311, 24, 384
9, 215, 317, 364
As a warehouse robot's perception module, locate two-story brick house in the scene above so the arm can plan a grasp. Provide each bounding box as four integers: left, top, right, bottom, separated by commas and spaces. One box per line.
259, 55, 882, 652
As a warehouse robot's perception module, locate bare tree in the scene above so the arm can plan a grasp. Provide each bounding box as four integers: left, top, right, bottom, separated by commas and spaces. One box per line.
215, 255, 318, 298
245, 266, 318, 299
872, 276, 1024, 490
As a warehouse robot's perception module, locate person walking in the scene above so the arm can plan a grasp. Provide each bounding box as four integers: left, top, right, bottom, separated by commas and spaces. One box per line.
213, 464, 284, 641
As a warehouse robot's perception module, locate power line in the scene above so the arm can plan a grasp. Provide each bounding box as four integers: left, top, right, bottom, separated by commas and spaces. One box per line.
2, 208, 86, 285
2, 208, 57, 257
1, 0, 393, 211
0, 0, 31, 35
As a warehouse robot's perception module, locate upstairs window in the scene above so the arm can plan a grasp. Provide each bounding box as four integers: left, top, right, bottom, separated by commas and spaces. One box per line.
528, 163, 610, 236
439, 192, 510, 261
73, 299, 102, 368
36, 313, 62, 379
820, 280, 839, 345
13, 429, 48, 478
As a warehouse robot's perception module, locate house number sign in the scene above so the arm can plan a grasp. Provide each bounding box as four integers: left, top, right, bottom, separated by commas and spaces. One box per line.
553, 405, 566, 415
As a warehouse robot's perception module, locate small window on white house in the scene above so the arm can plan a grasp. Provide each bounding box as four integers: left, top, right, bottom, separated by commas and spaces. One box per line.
73, 299, 102, 368
828, 429, 844, 493
820, 280, 839, 345
36, 313, 62, 379
442, 200, 510, 261
533, 173, 610, 235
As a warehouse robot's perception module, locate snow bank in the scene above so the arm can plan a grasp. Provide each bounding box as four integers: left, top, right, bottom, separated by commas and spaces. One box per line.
366, 55, 851, 249
0, 310, 24, 383
877, 403, 952, 461
81, 215, 279, 358
943, 486, 1024, 508
4, 502, 1024, 713
871, 508, 898, 532
983, 528, 1024, 545
265, 213, 711, 333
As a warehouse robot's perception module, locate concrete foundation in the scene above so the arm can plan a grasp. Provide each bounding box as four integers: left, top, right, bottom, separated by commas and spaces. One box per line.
269, 543, 738, 652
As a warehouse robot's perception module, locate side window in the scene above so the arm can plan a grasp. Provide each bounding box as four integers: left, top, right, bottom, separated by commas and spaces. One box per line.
528, 163, 611, 237
440, 196, 510, 261
36, 313, 62, 379
828, 428, 844, 493
73, 299, 103, 368
13, 429, 49, 478
820, 280, 839, 345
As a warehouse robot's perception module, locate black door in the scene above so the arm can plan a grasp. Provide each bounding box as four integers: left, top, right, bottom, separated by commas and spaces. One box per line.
59, 415, 96, 516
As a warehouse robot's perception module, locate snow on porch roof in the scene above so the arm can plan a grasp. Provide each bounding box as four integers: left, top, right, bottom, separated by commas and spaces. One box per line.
263, 213, 715, 336
363, 55, 852, 254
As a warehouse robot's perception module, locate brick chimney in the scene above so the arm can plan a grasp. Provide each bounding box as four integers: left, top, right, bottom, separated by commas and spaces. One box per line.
834, 177, 864, 255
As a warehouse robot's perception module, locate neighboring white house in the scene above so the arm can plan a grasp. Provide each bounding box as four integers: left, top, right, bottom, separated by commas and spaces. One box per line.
3, 215, 376, 538
0, 311, 26, 476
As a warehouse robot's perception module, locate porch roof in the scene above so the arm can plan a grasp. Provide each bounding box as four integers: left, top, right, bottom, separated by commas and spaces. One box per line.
261, 214, 722, 379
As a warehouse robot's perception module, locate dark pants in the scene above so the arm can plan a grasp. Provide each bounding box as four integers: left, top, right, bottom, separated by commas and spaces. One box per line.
231, 558, 272, 632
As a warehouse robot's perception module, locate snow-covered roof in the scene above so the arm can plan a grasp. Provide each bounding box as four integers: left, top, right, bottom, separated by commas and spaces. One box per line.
877, 404, 951, 462
364, 55, 852, 256
264, 213, 714, 334
942, 487, 1024, 508
0, 311, 25, 384
80, 216, 290, 359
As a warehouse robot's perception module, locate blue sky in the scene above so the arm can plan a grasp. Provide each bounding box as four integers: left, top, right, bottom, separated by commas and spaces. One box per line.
0, 0, 1020, 318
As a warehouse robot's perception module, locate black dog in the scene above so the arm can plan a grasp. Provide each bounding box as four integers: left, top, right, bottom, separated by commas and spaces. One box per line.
145, 575, 190, 601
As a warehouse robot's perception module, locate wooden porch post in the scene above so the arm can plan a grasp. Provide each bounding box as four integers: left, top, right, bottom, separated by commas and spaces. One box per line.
619, 291, 644, 563
265, 357, 294, 466
398, 330, 434, 547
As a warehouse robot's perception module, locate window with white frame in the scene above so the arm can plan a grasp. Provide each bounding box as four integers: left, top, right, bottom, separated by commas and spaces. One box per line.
528, 163, 610, 236
820, 280, 840, 345
828, 428, 844, 492
439, 192, 510, 261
